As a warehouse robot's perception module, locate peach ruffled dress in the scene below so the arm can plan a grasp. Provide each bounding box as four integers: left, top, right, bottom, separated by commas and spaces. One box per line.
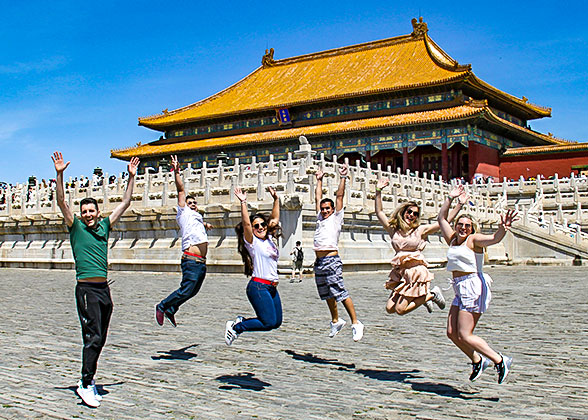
386, 225, 432, 298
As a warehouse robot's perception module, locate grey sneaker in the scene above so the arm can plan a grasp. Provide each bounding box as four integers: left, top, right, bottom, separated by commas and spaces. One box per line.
469, 355, 492, 381
430, 286, 446, 310
329, 319, 346, 338
496, 353, 513, 384
424, 300, 433, 313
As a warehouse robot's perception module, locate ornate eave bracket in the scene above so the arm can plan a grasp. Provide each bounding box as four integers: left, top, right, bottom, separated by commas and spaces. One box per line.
411, 17, 428, 38
262, 48, 276, 67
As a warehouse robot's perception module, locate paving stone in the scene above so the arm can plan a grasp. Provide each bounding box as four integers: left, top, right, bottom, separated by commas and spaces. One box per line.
0, 266, 586, 419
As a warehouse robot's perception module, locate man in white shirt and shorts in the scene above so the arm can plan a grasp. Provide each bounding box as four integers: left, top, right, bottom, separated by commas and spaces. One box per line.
314, 163, 364, 341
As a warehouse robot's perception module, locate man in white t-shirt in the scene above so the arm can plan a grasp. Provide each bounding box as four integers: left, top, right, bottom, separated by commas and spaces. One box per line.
313, 163, 364, 341
155, 155, 212, 327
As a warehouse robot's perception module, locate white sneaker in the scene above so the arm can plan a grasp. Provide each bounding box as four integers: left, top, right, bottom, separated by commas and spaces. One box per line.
225, 320, 239, 346
76, 383, 100, 407
352, 321, 364, 342
329, 319, 346, 338
78, 380, 102, 402
430, 286, 446, 310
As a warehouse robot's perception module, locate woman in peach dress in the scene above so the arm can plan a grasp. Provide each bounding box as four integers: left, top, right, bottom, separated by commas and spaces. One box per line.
375, 179, 464, 315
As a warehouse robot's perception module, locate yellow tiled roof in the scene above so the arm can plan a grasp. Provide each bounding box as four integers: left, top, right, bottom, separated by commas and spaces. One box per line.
139, 32, 471, 129
114, 104, 489, 159
138, 20, 551, 129
503, 143, 588, 156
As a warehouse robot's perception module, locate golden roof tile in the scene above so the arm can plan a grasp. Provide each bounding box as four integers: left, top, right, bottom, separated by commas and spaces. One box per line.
503, 143, 588, 156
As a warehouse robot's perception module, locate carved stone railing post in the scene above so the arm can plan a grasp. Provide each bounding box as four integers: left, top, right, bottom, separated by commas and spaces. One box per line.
200, 161, 207, 188
286, 171, 295, 195
230, 176, 236, 202
204, 178, 211, 205
218, 160, 224, 187
257, 165, 264, 201
142, 172, 150, 208
161, 171, 168, 207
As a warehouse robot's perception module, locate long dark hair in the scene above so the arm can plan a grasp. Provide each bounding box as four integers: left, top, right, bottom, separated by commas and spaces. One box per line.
235, 213, 282, 276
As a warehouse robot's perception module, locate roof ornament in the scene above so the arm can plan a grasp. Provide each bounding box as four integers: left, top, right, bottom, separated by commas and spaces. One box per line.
162, 108, 169, 114
411, 17, 428, 38
262, 48, 276, 67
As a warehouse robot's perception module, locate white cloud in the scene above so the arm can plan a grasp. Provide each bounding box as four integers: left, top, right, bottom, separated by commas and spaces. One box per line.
0, 56, 67, 75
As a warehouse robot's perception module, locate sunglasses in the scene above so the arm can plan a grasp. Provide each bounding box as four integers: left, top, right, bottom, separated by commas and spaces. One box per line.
253, 222, 267, 229
320, 206, 332, 211
456, 223, 472, 229
405, 209, 420, 217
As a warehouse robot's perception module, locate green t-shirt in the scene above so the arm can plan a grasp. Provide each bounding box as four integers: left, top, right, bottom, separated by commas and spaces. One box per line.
68, 217, 111, 280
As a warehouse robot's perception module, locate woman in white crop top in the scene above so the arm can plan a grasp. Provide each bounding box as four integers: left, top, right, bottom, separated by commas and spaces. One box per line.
224, 186, 282, 346
375, 179, 464, 316
438, 184, 518, 384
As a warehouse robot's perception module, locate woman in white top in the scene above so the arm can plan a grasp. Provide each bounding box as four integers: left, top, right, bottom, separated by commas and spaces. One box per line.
225, 186, 282, 346
438, 184, 517, 384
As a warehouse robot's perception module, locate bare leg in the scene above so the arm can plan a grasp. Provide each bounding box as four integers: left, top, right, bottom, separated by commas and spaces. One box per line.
447, 305, 478, 361
341, 297, 358, 324
326, 298, 339, 323
451, 307, 502, 364
394, 295, 428, 315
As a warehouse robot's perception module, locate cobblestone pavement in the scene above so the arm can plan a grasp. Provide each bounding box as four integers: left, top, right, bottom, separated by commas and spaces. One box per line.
0, 266, 587, 420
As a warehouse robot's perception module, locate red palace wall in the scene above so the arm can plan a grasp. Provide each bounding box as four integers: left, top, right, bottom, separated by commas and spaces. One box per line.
468, 141, 500, 179
500, 151, 588, 180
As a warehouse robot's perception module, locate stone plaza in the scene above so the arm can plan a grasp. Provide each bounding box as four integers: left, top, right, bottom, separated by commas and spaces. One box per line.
0, 265, 586, 420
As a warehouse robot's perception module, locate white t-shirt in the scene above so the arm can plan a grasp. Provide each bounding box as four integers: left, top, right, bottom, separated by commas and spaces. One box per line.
313, 209, 344, 251
176, 205, 208, 251
244, 234, 279, 281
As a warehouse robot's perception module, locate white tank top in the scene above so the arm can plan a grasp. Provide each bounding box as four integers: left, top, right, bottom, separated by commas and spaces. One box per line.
244, 234, 279, 281
446, 242, 484, 273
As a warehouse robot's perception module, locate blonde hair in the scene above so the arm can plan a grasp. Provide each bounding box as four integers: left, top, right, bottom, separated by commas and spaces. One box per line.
388, 201, 421, 233
453, 213, 478, 234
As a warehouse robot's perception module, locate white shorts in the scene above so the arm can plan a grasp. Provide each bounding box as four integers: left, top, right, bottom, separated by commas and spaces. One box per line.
451, 272, 492, 313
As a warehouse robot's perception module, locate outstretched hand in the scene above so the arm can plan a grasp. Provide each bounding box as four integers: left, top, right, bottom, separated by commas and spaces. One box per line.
128, 157, 140, 177
267, 186, 278, 200
315, 169, 324, 181
458, 192, 469, 205
449, 184, 465, 199
500, 208, 519, 231
338, 164, 349, 178
51, 151, 70, 174
234, 187, 247, 202
377, 178, 390, 190
170, 155, 180, 172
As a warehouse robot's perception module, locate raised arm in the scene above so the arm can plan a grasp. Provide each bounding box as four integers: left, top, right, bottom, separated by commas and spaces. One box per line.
374, 178, 394, 235
335, 164, 348, 212
315, 169, 324, 212
51, 151, 74, 227
437, 185, 465, 244
421, 189, 466, 237
171, 155, 186, 207
109, 157, 140, 225
267, 186, 280, 228
235, 187, 253, 244
472, 209, 518, 248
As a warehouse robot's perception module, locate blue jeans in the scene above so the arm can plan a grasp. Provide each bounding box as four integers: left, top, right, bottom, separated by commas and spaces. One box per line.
234, 280, 282, 333
158, 259, 206, 315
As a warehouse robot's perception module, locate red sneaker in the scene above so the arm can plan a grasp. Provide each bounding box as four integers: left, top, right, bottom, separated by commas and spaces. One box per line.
155, 305, 164, 326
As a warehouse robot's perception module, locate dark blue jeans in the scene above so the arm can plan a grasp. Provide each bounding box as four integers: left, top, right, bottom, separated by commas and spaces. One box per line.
234, 280, 282, 334
158, 259, 206, 315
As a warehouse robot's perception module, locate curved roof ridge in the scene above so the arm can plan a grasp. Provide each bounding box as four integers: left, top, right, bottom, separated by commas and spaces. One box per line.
423, 34, 471, 72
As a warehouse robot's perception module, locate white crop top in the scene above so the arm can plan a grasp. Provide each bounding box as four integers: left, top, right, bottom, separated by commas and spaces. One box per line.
446, 242, 484, 273
176, 206, 208, 251
313, 209, 344, 251
244, 234, 279, 281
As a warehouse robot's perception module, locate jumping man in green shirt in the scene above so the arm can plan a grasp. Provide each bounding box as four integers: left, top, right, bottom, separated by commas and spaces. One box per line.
52, 151, 139, 408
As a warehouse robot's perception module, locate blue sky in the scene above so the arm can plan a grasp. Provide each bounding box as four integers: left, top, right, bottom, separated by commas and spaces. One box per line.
1, 1, 587, 184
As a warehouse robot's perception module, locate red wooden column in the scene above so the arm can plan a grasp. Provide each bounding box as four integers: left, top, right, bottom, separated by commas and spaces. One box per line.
402, 147, 409, 172
441, 143, 449, 181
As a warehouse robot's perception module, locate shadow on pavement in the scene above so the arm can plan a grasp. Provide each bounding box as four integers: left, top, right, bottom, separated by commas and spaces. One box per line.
54, 381, 124, 405
408, 381, 499, 401
151, 344, 198, 360
355, 368, 421, 382
216, 372, 271, 391
284, 350, 356, 370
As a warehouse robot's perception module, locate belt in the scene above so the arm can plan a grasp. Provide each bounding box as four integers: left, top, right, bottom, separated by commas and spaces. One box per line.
182, 251, 206, 263
252, 277, 279, 287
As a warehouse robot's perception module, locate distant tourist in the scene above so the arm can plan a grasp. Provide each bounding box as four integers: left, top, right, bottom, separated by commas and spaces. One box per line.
51, 151, 139, 407
313, 164, 363, 341
155, 155, 213, 328
289, 240, 304, 283
374, 178, 464, 316
438, 184, 517, 384
225, 186, 283, 346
